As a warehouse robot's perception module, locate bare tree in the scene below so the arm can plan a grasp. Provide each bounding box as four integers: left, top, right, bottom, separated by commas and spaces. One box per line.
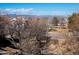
0, 15, 49, 55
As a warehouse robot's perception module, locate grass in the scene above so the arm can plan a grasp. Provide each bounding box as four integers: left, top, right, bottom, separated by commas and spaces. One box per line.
47, 31, 79, 55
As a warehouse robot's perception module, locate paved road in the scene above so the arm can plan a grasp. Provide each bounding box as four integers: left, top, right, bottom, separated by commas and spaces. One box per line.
47, 32, 65, 40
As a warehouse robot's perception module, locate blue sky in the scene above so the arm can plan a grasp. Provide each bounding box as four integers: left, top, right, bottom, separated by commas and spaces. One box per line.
0, 3, 79, 15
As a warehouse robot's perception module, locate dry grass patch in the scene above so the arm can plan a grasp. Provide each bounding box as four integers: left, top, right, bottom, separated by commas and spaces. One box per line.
47, 32, 79, 55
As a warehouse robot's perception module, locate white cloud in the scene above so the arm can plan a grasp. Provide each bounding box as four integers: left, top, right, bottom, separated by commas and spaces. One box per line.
0, 8, 33, 15
15, 8, 33, 15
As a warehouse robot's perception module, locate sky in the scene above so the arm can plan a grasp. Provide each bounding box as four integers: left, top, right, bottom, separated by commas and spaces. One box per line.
0, 3, 79, 16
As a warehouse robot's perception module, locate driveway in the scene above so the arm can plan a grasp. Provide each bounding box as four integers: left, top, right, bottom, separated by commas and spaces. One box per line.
47, 32, 65, 40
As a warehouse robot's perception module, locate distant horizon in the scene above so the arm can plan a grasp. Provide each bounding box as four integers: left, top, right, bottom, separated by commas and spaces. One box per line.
0, 14, 69, 17
0, 3, 79, 16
